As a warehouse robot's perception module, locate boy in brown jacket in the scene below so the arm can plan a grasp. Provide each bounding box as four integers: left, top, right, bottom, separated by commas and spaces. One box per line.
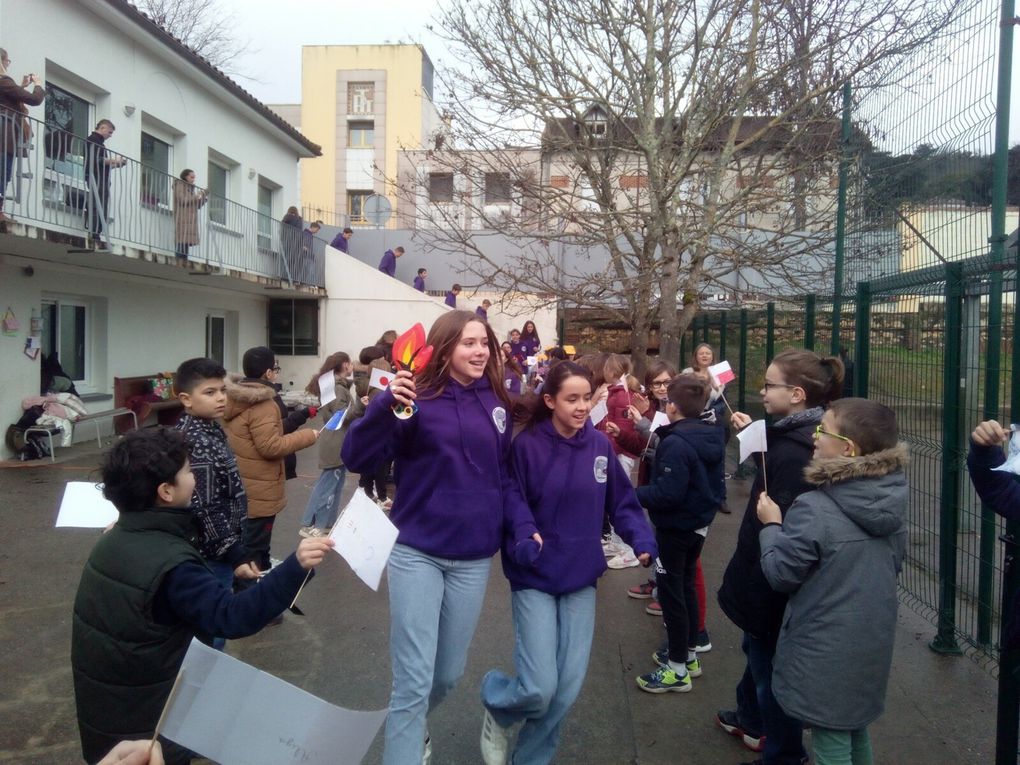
224, 346, 317, 574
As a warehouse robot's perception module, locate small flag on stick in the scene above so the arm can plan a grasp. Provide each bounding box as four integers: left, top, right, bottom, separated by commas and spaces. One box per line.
708, 361, 736, 387
319, 408, 347, 433
736, 419, 769, 492
369, 367, 392, 391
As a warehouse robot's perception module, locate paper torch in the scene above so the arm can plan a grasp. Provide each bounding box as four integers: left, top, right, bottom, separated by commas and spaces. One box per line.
389, 323, 434, 419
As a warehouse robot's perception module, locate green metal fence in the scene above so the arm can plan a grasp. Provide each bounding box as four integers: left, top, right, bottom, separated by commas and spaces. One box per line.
682, 0, 1015, 757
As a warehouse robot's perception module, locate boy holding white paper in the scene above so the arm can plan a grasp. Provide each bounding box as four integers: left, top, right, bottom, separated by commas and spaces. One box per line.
71, 428, 333, 765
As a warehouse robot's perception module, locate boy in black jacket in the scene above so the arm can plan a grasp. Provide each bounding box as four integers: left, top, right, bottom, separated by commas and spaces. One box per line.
634, 374, 725, 693
71, 428, 333, 764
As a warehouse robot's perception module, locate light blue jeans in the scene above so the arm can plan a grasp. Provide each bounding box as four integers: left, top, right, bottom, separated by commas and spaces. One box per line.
383, 543, 492, 765
481, 587, 597, 765
301, 466, 347, 529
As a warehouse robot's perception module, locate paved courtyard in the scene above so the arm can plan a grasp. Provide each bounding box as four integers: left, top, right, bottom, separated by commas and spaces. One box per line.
0, 442, 999, 764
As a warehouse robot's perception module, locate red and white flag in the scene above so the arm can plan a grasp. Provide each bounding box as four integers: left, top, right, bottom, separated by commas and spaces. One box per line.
369, 367, 393, 391
708, 361, 735, 387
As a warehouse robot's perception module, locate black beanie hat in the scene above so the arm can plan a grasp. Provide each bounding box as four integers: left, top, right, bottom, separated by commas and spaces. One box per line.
242, 346, 276, 378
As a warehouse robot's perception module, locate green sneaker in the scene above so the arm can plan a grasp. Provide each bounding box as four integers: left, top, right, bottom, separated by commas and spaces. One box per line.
652, 649, 702, 678
636, 665, 693, 693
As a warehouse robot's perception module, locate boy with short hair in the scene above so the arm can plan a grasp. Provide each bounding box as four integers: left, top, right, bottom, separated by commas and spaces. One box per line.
634, 374, 725, 693
224, 347, 317, 574
413, 267, 428, 292
71, 428, 333, 765
174, 358, 258, 646
445, 283, 462, 308
757, 399, 908, 763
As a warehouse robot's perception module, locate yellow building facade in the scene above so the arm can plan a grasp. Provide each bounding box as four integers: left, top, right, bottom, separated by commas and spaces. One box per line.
298, 44, 442, 226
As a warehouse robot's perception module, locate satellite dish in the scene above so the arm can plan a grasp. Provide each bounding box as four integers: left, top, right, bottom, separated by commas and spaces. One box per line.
364, 195, 393, 226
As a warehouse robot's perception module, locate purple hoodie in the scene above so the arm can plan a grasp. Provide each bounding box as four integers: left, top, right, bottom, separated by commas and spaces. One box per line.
378, 249, 397, 277
502, 419, 657, 594
341, 375, 536, 559
445, 291, 457, 308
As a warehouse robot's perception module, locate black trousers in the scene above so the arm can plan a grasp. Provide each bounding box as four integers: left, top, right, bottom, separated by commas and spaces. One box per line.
655, 527, 705, 663
242, 515, 275, 573
358, 461, 390, 501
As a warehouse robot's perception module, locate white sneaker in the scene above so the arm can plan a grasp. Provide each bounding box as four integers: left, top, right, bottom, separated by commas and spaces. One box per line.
422, 732, 432, 765
298, 526, 325, 538
602, 531, 627, 558
480, 708, 510, 765
378, 498, 393, 511
607, 550, 640, 569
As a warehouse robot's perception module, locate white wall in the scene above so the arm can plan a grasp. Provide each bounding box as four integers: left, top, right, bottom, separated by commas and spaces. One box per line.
2, 0, 307, 212
0, 258, 267, 458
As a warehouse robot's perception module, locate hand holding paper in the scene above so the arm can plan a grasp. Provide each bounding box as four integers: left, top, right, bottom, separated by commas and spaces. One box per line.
328, 489, 399, 591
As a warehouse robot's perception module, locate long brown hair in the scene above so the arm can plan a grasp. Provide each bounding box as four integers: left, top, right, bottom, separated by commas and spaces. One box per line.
305, 351, 351, 395
513, 361, 593, 429
416, 311, 511, 407
771, 348, 844, 407
689, 343, 716, 373
645, 360, 677, 389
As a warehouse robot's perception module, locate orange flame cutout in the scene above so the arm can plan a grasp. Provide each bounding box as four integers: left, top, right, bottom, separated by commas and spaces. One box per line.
391, 323, 434, 374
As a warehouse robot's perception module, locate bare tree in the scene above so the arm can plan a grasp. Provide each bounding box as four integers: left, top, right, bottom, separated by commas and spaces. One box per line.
396, 0, 966, 371
136, 0, 253, 76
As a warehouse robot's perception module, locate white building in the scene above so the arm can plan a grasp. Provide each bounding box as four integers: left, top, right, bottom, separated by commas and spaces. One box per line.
0, 0, 327, 458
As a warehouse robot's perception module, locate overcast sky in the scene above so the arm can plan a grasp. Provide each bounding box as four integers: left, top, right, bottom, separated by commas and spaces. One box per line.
220, 0, 1018, 146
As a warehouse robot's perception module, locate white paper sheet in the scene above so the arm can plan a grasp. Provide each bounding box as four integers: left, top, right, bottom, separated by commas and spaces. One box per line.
161, 639, 387, 765
589, 399, 609, 426
317, 371, 336, 406
737, 419, 768, 464
329, 489, 399, 591
56, 481, 119, 528
650, 411, 670, 430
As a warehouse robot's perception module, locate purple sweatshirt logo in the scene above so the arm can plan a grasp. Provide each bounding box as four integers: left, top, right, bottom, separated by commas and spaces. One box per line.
492, 407, 507, 434
594, 455, 608, 483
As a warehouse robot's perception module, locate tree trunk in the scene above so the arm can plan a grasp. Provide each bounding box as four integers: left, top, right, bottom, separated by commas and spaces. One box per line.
657, 243, 682, 367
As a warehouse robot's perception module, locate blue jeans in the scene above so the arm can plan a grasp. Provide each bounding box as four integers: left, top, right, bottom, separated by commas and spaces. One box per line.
383, 543, 491, 765
301, 467, 347, 529
736, 632, 806, 765
482, 587, 596, 765
207, 559, 235, 651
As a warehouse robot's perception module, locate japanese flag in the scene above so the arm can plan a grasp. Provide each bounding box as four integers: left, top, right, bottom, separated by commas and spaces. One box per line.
369, 367, 393, 391
708, 361, 735, 387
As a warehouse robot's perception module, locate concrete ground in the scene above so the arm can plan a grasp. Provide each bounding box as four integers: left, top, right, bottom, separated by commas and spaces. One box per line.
0, 440, 999, 764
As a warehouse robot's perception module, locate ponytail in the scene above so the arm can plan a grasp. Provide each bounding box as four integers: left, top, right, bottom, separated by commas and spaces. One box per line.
771, 349, 845, 408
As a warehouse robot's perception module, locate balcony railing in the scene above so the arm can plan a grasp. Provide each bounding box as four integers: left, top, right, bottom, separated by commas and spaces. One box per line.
2, 109, 325, 288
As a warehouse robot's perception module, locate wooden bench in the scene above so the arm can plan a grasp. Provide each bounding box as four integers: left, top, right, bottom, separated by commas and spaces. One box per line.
23, 406, 138, 462
113, 375, 183, 432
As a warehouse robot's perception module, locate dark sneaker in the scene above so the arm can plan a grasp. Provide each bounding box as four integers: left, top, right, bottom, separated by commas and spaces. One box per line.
636, 665, 692, 693
695, 629, 713, 652
716, 709, 765, 752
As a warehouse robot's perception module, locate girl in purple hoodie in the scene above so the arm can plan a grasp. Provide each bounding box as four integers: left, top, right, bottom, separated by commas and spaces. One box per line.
341, 311, 539, 765
478, 361, 657, 765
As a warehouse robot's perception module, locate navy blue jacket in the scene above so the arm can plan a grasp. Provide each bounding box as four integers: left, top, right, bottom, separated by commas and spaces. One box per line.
636, 417, 725, 532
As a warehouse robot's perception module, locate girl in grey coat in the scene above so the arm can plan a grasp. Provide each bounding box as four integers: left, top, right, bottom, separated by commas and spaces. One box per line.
756, 398, 908, 765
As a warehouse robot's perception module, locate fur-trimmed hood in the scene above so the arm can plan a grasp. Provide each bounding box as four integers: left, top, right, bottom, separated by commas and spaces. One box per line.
223, 373, 276, 420
804, 442, 909, 539
804, 442, 909, 486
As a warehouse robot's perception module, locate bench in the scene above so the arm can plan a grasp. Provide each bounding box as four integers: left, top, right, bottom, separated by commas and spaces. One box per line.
113, 374, 183, 432
23, 408, 139, 462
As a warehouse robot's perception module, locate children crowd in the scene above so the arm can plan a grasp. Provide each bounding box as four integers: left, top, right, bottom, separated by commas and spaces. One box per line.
75, 306, 1020, 765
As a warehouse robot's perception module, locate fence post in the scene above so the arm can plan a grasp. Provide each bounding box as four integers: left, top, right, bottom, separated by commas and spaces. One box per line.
766, 302, 776, 365
804, 294, 816, 351
738, 309, 748, 413
931, 262, 964, 656
720, 311, 728, 361
701, 313, 710, 344
853, 283, 870, 398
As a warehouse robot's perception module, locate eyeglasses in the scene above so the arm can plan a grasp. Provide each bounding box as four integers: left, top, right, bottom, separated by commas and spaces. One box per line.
271, 365, 281, 372
649, 379, 670, 389
814, 425, 855, 454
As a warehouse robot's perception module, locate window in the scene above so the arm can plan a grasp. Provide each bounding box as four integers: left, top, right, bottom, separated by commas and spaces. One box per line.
348, 190, 372, 223
140, 132, 171, 206
257, 182, 274, 248
485, 173, 512, 205
348, 82, 374, 114
268, 299, 318, 356
207, 162, 228, 224
41, 299, 88, 382
206, 315, 225, 364
348, 122, 374, 148
429, 173, 454, 203
44, 85, 90, 163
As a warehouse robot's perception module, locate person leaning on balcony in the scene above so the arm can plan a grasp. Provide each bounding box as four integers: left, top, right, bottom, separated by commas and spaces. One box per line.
0, 47, 45, 227
280, 205, 303, 275
173, 169, 208, 262
85, 119, 126, 250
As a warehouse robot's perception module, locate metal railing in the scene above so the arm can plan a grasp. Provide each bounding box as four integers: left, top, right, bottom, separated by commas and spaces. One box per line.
1, 110, 326, 288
